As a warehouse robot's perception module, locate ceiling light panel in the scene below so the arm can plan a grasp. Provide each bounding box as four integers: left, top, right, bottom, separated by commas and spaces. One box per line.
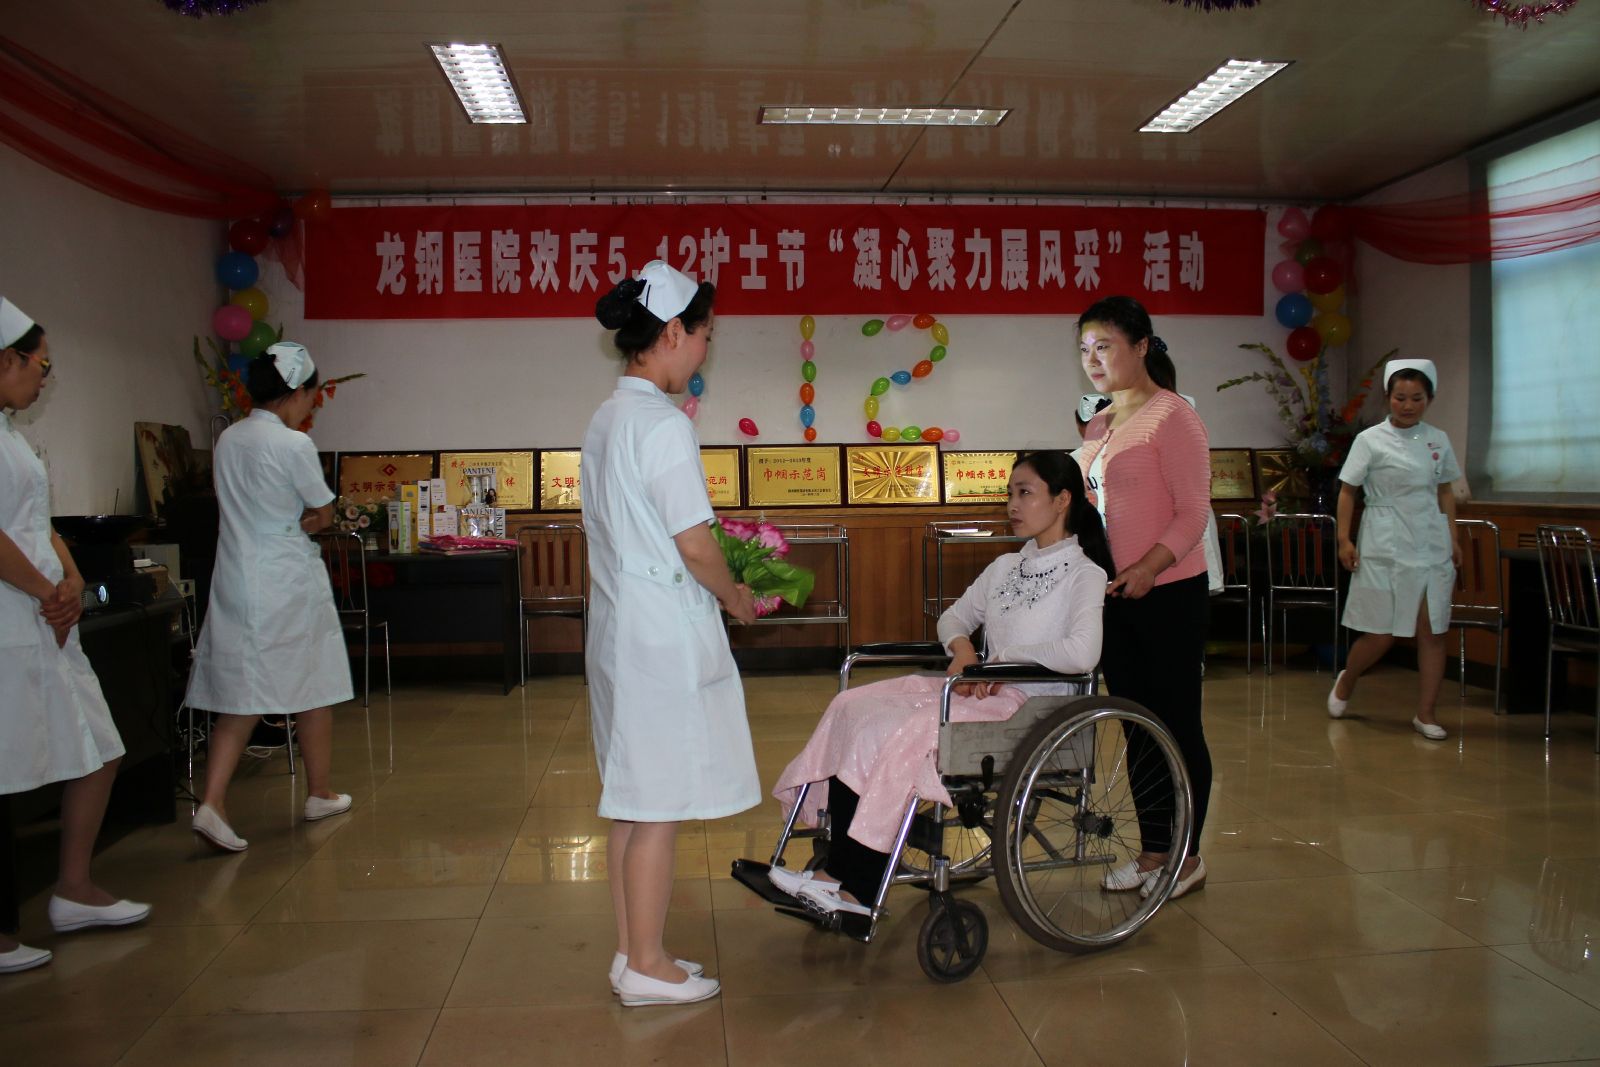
1139, 59, 1291, 134
430, 43, 526, 124
758, 106, 1008, 127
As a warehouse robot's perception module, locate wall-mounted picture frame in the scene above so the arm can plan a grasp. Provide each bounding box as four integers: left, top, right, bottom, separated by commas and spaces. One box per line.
846, 443, 941, 505
700, 446, 743, 508
745, 445, 843, 508
1253, 449, 1306, 501
943, 450, 1017, 505
335, 452, 438, 506
1209, 448, 1257, 501
538, 450, 583, 511
439, 450, 536, 510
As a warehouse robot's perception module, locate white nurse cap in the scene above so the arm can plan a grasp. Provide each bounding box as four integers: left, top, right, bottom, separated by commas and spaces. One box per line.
267, 340, 316, 390
1384, 358, 1437, 392
0, 297, 36, 349
635, 259, 699, 322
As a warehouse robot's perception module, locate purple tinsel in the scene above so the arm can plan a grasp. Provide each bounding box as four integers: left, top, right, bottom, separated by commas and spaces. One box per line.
1162, 0, 1262, 9
1469, 0, 1580, 26
160, 0, 268, 16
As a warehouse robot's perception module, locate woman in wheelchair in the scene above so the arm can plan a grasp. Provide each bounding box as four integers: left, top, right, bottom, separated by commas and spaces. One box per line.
767, 451, 1113, 916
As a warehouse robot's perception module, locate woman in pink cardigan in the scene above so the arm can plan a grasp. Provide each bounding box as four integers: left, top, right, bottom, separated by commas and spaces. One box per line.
1075, 295, 1213, 900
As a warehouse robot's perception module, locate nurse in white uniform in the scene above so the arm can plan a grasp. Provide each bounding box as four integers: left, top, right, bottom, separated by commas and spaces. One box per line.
186, 342, 354, 851
0, 298, 150, 975
584, 261, 758, 1007
1329, 359, 1462, 740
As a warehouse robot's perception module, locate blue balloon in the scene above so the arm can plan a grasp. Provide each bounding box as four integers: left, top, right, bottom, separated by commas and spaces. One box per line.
216, 252, 259, 290
688, 371, 705, 397
891, 369, 912, 385
225, 351, 251, 374
1275, 293, 1313, 329
800, 404, 815, 428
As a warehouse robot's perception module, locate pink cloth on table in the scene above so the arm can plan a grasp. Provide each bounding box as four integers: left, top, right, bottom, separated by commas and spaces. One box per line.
772, 674, 1027, 854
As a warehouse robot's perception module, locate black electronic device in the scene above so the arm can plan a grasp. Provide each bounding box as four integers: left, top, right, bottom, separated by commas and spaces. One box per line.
51, 514, 152, 610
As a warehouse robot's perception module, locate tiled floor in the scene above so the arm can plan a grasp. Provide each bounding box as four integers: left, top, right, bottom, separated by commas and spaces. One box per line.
7, 663, 1600, 1066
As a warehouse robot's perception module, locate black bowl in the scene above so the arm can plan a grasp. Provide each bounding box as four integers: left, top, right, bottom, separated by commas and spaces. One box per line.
52, 514, 148, 545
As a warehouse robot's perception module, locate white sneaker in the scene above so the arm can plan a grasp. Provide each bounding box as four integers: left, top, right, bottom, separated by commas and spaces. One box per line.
1328, 670, 1350, 718
304, 793, 353, 821
1101, 858, 1157, 892
616, 966, 720, 1007
795, 880, 872, 916
608, 952, 704, 995
47, 895, 152, 932
0, 943, 52, 974
192, 804, 247, 852
1413, 717, 1447, 741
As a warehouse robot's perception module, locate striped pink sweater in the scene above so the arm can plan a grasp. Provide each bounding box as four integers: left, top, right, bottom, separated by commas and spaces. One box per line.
1076, 390, 1211, 586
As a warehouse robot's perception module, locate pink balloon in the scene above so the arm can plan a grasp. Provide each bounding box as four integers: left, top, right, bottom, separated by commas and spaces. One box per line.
682, 396, 699, 419
885, 314, 912, 331
1277, 207, 1310, 241
943, 429, 960, 443
800, 340, 815, 359
1270, 259, 1306, 295
212, 304, 252, 341
738, 417, 759, 437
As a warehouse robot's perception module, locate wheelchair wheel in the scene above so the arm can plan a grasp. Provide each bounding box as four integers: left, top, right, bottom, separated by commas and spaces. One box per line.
916, 898, 988, 982
896, 789, 993, 883
993, 697, 1191, 952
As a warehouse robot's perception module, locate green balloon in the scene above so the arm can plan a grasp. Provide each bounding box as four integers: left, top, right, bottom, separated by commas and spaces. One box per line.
862, 319, 884, 336
871, 377, 891, 396
802, 360, 817, 383
1294, 238, 1323, 265
238, 321, 276, 359
929, 344, 947, 363
901, 425, 921, 441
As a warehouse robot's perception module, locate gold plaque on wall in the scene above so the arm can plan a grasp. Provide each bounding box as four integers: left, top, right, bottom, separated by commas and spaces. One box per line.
540, 450, 583, 511
746, 446, 843, 507
943, 451, 1017, 505
336, 453, 437, 505
846, 444, 941, 505
439, 451, 535, 510
1253, 449, 1306, 501
700, 447, 743, 508
1209, 448, 1257, 501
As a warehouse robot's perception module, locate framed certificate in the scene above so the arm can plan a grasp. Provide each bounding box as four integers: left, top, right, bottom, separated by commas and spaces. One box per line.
1254, 449, 1306, 501
846, 444, 941, 505
700, 446, 743, 508
745, 446, 843, 508
439, 450, 536, 510
539, 450, 583, 511
336, 452, 437, 505
1209, 448, 1257, 501
943, 451, 1017, 505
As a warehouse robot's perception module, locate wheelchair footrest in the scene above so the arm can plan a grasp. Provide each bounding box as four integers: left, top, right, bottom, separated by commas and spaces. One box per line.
731, 859, 800, 907
731, 859, 874, 943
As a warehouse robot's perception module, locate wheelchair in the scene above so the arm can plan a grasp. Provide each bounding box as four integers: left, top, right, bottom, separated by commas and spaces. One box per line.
732, 641, 1194, 983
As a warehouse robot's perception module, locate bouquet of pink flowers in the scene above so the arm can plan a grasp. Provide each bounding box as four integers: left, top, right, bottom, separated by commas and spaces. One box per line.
711, 518, 815, 618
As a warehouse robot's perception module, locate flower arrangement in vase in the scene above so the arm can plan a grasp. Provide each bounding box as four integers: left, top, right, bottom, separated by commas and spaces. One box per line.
192, 335, 364, 432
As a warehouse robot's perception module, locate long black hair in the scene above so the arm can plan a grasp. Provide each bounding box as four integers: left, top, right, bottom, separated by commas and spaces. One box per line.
246, 353, 320, 405
1077, 295, 1176, 392
1013, 450, 1115, 578
595, 277, 716, 359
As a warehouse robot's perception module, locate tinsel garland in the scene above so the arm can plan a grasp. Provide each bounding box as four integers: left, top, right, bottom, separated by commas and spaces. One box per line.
160, 0, 269, 16
1468, 0, 1580, 25
1161, 0, 1262, 9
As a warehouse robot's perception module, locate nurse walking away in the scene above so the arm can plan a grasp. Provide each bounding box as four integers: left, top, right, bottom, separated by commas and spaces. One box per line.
1329, 359, 1462, 740
186, 342, 354, 851
0, 298, 149, 975
584, 261, 759, 1007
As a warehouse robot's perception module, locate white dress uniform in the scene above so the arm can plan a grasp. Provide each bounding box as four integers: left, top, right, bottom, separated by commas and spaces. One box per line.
0, 411, 124, 793
1339, 418, 1461, 638
582, 376, 759, 821
185, 409, 352, 714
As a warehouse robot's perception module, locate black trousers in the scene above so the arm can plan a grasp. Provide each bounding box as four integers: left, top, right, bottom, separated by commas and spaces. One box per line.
819, 779, 893, 903
1101, 574, 1212, 854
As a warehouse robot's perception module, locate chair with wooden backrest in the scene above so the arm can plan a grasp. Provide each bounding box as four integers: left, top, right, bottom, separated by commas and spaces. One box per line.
316, 530, 391, 710
516, 522, 587, 686
1213, 513, 1261, 673
1264, 513, 1341, 675
1535, 524, 1599, 752
1449, 519, 1504, 713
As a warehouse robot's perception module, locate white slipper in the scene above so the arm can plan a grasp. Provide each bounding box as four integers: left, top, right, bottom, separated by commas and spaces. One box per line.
192, 804, 247, 852
47, 895, 152, 932
796, 881, 872, 916
1327, 670, 1350, 718
0, 943, 52, 974
1413, 717, 1447, 741
616, 966, 720, 1007
609, 952, 703, 995
1142, 856, 1207, 900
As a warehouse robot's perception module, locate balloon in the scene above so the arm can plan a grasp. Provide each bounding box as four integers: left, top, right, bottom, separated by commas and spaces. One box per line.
901, 425, 921, 442
293, 189, 332, 222
1294, 238, 1324, 265
912, 313, 936, 330
800, 382, 815, 405
211, 304, 252, 341
738, 417, 759, 437
864, 395, 879, 418
886, 314, 911, 331
799, 315, 815, 341
912, 359, 933, 378
215, 252, 259, 290
229, 287, 269, 320
804, 427, 817, 442
922, 427, 943, 443
862, 319, 884, 336
929, 344, 947, 363
682, 396, 699, 418
688, 371, 705, 397
882, 426, 902, 442
238, 321, 276, 359
1270, 259, 1306, 294
802, 360, 817, 383
268, 202, 296, 238
800, 340, 815, 360
1277, 207, 1310, 241
1313, 311, 1352, 347
1309, 285, 1345, 313
1274, 293, 1314, 330
891, 369, 912, 385
225, 351, 251, 374
1310, 205, 1351, 242
1303, 256, 1343, 295
800, 404, 815, 427
229, 218, 270, 256
931, 322, 949, 345
871, 377, 891, 396
866, 420, 883, 438
1286, 326, 1321, 362
943, 429, 960, 444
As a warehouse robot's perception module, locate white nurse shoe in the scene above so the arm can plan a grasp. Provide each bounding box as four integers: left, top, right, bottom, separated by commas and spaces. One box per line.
304, 793, 352, 821
192, 804, 248, 851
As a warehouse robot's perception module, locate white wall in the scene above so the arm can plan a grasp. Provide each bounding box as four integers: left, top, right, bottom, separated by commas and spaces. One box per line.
1, 145, 219, 515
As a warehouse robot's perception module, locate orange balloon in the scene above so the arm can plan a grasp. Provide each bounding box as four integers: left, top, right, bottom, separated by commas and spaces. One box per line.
922, 427, 943, 443
912, 359, 934, 378
912, 313, 936, 330
804, 426, 817, 442
799, 382, 815, 405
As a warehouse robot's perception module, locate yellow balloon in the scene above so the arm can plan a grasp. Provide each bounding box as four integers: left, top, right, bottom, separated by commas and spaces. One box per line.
230, 287, 270, 321
1309, 285, 1345, 313
799, 315, 815, 341
1313, 311, 1352, 347
864, 395, 879, 419
931, 322, 949, 345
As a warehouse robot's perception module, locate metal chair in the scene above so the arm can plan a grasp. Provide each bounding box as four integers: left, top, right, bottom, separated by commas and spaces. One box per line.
1450, 518, 1505, 713
1535, 524, 1599, 752
1264, 513, 1341, 674
515, 521, 587, 686
1213, 513, 1260, 673
317, 530, 391, 708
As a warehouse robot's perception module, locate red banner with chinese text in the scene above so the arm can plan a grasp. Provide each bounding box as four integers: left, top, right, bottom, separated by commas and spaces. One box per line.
304, 203, 1263, 319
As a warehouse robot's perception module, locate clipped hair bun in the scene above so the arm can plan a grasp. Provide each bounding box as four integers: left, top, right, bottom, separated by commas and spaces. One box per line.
1150, 335, 1169, 356
595, 278, 646, 329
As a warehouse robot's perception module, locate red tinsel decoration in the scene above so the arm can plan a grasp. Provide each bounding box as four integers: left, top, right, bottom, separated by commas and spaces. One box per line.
1469, 0, 1580, 26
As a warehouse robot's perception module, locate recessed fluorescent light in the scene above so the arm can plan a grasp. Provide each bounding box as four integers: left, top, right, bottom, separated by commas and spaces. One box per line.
429, 43, 526, 124
758, 106, 1008, 127
1139, 59, 1290, 134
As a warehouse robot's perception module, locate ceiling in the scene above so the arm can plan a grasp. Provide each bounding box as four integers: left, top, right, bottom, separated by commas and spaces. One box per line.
7, 0, 1600, 200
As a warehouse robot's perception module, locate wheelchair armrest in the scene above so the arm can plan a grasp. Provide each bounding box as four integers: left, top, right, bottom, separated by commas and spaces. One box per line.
961, 662, 1095, 685
853, 641, 948, 658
